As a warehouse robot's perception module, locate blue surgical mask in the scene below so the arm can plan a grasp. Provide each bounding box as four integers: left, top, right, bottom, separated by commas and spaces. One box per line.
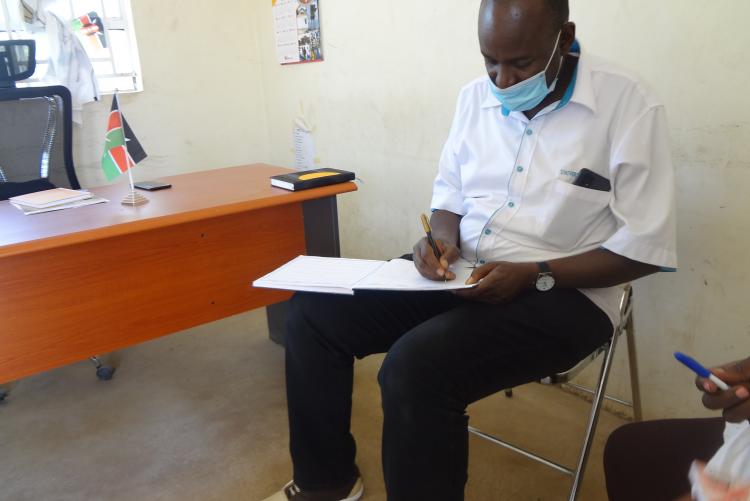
489, 31, 563, 113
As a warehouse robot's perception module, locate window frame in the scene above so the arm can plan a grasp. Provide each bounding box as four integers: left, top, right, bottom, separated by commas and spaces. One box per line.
0, 0, 143, 94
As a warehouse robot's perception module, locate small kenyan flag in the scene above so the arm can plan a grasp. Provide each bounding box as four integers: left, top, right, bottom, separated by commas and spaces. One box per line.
101, 94, 146, 182
71, 12, 107, 48
70, 13, 94, 31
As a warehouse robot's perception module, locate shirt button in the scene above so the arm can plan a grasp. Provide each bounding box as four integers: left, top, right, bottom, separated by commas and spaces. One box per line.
484, 229, 492, 235
479, 259, 486, 264
516, 165, 524, 172
508, 201, 515, 208
526, 129, 533, 136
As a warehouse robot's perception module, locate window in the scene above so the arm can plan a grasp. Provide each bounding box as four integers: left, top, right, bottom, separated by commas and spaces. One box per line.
0, 0, 143, 93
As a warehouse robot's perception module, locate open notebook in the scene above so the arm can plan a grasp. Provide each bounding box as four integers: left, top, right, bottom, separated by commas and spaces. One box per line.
252, 255, 477, 295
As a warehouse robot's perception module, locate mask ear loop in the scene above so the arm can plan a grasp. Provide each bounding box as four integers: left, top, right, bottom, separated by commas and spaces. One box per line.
546, 30, 565, 87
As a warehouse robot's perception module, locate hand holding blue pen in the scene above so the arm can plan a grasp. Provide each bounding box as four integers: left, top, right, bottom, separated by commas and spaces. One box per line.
674, 352, 730, 391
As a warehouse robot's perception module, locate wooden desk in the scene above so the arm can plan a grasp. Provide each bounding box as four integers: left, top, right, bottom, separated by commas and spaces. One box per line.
0, 164, 356, 384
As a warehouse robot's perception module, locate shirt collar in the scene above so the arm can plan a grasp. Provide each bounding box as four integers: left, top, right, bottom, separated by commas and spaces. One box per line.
480, 39, 597, 115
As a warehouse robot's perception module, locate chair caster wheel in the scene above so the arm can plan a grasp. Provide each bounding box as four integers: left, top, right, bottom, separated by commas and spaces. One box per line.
504, 389, 513, 398
96, 366, 115, 381
0, 389, 7, 402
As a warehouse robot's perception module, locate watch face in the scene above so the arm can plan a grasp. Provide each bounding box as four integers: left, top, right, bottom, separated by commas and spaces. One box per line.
536, 274, 555, 291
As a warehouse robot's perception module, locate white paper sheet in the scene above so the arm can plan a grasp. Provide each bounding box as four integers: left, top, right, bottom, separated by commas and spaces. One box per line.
354, 258, 476, 291
293, 126, 316, 170
253, 256, 477, 295
10, 195, 109, 215
253, 256, 383, 295
273, 0, 300, 64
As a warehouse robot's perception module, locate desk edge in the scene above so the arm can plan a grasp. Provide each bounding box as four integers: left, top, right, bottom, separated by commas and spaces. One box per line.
0, 182, 357, 258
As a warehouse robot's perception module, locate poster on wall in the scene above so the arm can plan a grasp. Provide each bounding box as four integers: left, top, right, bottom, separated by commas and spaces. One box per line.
273, 0, 323, 65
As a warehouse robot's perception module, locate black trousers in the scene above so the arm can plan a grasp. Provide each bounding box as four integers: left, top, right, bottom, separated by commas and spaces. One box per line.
604, 417, 726, 501
284, 287, 612, 501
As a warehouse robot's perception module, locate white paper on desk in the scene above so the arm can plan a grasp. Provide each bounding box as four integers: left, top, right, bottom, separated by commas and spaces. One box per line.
10, 195, 108, 215
252, 256, 477, 295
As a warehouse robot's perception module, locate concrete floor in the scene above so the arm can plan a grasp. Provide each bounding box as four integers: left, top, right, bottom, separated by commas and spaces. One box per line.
0, 308, 627, 500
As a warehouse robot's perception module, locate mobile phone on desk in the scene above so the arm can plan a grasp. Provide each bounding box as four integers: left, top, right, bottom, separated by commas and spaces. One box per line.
134, 180, 172, 191
572, 168, 611, 192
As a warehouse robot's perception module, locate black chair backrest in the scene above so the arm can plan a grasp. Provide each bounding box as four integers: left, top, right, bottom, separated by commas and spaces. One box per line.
0, 85, 80, 200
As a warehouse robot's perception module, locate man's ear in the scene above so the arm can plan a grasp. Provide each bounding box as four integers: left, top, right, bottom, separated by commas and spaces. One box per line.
560, 22, 576, 53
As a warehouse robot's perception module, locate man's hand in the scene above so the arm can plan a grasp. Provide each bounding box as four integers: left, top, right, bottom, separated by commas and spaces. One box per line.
413, 238, 460, 281
455, 261, 537, 303
695, 357, 750, 423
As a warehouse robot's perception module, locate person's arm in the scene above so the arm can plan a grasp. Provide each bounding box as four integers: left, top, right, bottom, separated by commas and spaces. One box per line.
413, 210, 461, 281
456, 248, 658, 303
696, 357, 750, 422
429, 210, 460, 247
540, 248, 659, 288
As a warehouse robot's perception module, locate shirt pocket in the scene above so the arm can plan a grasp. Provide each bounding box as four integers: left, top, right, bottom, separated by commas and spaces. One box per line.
535, 179, 612, 251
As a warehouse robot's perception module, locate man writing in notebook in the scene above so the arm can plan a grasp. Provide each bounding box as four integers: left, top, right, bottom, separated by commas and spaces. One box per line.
263, 0, 676, 500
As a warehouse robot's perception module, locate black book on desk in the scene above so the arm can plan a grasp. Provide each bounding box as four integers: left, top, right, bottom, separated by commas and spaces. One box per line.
270, 168, 355, 191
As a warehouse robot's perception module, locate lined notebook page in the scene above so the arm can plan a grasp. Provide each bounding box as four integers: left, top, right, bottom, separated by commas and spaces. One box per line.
253, 255, 384, 295
354, 258, 476, 291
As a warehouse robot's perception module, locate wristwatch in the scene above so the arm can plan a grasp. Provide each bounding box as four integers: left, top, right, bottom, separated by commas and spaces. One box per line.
534, 262, 555, 292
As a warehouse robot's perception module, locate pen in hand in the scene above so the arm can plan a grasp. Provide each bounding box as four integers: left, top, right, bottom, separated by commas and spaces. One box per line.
674, 352, 730, 391
420, 213, 447, 281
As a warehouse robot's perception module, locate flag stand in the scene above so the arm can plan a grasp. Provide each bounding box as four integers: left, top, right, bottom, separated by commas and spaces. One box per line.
122, 191, 148, 205
121, 161, 148, 206
121, 192, 148, 205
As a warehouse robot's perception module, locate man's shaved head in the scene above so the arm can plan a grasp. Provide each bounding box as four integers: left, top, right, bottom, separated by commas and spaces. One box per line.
480, 0, 569, 32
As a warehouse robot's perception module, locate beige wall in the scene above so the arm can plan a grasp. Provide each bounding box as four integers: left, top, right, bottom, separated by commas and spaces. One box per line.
571, 0, 750, 417
256, 1, 482, 261
72, 0, 271, 186
71, 0, 750, 419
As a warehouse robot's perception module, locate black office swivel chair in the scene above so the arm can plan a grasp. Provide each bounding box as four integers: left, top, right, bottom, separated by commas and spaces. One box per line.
0, 40, 114, 402
0, 40, 80, 195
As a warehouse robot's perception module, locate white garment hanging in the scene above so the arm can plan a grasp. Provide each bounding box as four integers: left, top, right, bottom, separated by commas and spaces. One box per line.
41, 9, 99, 124
16, 0, 100, 124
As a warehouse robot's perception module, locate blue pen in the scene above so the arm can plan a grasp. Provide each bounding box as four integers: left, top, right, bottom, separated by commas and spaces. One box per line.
674, 352, 730, 390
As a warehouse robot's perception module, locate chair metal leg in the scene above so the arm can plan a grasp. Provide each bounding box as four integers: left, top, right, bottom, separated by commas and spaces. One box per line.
470, 286, 636, 500
89, 356, 115, 381
468, 425, 573, 475
624, 314, 643, 422
568, 333, 621, 501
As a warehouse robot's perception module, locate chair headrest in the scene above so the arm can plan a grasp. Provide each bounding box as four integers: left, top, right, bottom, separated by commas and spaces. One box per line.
0, 40, 36, 89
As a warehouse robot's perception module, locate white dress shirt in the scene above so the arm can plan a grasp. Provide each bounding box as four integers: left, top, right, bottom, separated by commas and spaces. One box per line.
431, 43, 677, 327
